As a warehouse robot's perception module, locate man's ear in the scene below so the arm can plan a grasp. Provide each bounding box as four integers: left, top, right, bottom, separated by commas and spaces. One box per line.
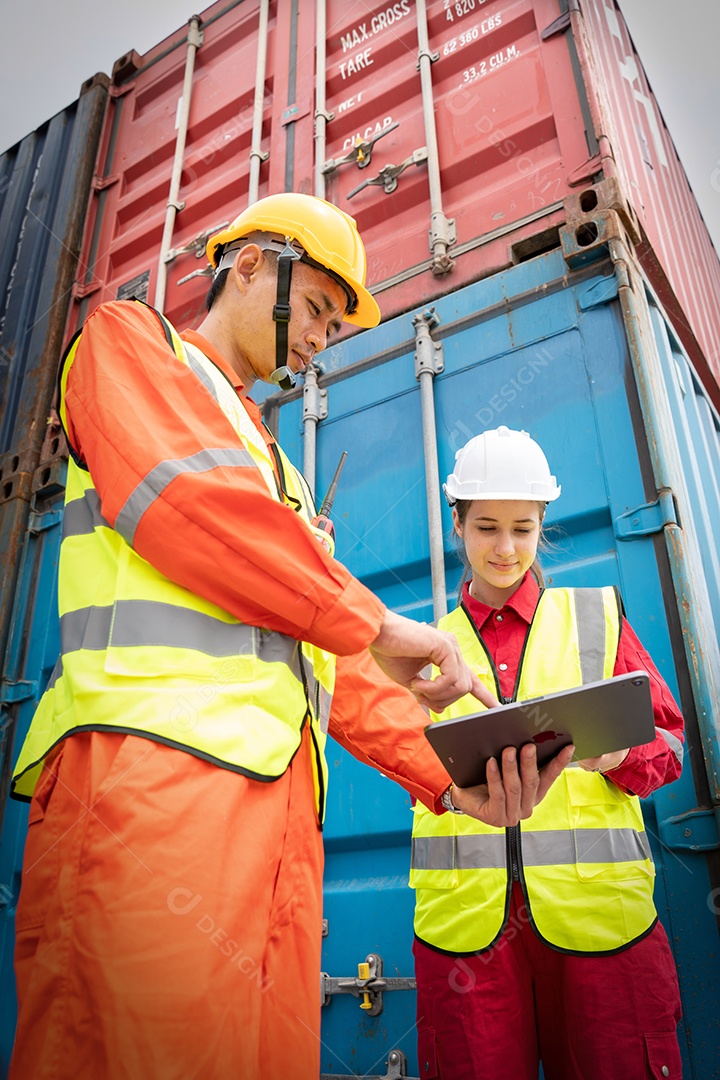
229, 244, 265, 294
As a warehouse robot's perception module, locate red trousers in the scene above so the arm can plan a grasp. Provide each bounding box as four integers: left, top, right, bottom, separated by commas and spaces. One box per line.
11, 729, 324, 1080
414, 882, 682, 1080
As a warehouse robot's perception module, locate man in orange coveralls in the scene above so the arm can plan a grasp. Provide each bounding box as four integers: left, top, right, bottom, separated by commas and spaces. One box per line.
9, 193, 572, 1080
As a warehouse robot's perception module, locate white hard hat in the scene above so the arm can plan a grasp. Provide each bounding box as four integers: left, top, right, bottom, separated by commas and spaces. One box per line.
444, 426, 561, 504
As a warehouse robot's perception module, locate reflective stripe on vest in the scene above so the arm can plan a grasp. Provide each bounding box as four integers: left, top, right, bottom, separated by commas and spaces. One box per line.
12, 302, 334, 812
412, 827, 651, 870
63, 470, 332, 733
58, 602, 302, 673
411, 586, 658, 955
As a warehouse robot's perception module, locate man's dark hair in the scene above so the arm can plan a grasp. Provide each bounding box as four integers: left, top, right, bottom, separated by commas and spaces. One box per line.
205, 268, 230, 312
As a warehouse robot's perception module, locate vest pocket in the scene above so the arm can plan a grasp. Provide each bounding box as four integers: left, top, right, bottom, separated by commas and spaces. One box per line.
570, 845, 656, 884
564, 769, 654, 883
409, 868, 460, 890
409, 833, 460, 890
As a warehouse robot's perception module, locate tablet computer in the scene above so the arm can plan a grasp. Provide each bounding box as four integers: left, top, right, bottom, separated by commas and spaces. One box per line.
424, 670, 655, 789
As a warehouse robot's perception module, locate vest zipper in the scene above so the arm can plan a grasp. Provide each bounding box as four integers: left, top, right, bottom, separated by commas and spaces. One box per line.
460, 599, 542, 891
508, 825, 521, 881
501, 691, 522, 882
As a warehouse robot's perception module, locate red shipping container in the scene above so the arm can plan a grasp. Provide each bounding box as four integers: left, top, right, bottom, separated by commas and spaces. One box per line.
69, 0, 720, 407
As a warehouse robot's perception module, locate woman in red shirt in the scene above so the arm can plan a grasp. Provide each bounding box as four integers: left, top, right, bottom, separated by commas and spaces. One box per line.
412, 426, 684, 1080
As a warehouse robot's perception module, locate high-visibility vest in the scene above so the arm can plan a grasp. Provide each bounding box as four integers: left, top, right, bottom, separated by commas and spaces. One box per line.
12, 302, 334, 820
410, 587, 658, 955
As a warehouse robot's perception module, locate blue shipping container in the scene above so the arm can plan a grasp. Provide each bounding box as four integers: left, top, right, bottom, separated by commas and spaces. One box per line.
2, 240, 719, 1077
258, 239, 720, 1078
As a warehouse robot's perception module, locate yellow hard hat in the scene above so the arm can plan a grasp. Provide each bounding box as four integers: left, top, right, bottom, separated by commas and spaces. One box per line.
206, 192, 380, 328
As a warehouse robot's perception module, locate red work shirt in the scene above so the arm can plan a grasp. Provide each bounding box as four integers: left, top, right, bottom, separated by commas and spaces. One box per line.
462, 573, 684, 798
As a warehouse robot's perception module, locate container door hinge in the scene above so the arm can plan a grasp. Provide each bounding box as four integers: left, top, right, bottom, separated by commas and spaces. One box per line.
541, 10, 571, 39
0, 882, 15, 911
567, 154, 603, 186
614, 491, 679, 540
320, 953, 415, 1017
658, 808, 720, 852
0, 679, 38, 705
321, 1049, 415, 1080
28, 507, 64, 533
92, 173, 121, 191
72, 279, 102, 300
577, 275, 619, 310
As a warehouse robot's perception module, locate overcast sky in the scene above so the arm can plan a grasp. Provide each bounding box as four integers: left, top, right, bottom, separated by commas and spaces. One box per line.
1, 1, 718, 253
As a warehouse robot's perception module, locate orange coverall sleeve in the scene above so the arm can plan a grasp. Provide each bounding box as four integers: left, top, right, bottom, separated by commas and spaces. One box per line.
329, 650, 452, 812
62, 301, 384, 654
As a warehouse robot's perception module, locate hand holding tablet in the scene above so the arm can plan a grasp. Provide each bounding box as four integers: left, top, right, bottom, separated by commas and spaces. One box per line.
424, 671, 654, 788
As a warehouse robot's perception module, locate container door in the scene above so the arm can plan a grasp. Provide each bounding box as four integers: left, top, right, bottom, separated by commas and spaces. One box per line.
257, 247, 720, 1079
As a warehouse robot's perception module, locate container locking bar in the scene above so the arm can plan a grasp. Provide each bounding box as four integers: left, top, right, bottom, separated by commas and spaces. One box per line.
320, 953, 416, 1017
321, 1048, 417, 1080
346, 148, 428, 200
413, 308, 447, 623
176, 220, 231, 285
302, 362, 328, 499
165, 220, 229, 266
322, 121, 400, 175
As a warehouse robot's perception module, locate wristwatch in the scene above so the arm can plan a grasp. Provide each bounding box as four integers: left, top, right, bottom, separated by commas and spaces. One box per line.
440, 784, 464, 814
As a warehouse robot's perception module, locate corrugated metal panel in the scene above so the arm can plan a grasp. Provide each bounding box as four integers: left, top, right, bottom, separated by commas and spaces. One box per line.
320, 0, 587, 303
68, 0, 588, 332
68, 0, 272, 335
0, 76, 108, 668
578, 0, 720, 401
64, 0, 720, 413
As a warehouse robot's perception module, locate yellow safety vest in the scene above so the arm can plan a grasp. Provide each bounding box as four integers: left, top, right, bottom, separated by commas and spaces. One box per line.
411, 587, 658, 955
12, 302, 334, 820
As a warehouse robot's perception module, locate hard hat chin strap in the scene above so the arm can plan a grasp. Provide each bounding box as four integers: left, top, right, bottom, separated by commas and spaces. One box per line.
271, 239, 302, 391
